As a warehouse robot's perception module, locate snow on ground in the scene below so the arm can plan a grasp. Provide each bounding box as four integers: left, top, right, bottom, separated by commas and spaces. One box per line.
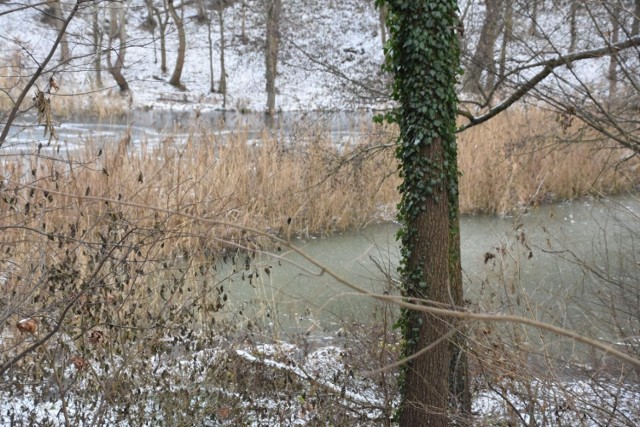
0, 0, 385, 114
2, 0, 632, 118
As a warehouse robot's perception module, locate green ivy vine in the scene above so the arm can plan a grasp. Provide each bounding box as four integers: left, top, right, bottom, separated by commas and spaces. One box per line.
375, 0, 461, 396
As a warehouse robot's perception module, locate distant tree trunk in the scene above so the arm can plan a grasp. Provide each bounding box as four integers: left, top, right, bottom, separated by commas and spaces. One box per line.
143, 0, 157, 31
569, 1, 579, 52
152, 2, 170, 74
379, 3, 387, 47
92, 3, 103, 88
218, 3, 227, 106
265, 0, 281, 116
167, 0, 186, 89
465, 0, 504, 96
633, 0, 640, 36
52, 0, 70, 66
607, 4, 620, 101
529, 0, 539, 36
106, 3, 129, 93
207, 11, 216, 93
496, 0, 513, 89
195, 0, 207, 22
240, 0, 248, 43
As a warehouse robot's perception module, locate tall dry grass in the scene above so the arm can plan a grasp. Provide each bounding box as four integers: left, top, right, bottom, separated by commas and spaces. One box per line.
457, 107, 639, 214
1, 118, 399, 254
1, 48, 129, 121
3, 106, 638, 242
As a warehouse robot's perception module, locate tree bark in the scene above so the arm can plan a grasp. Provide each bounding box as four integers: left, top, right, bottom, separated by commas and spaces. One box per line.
448, 167, 471, 420
52, 0, 70, 67
92, 2, 103, 88
381, 1, 463, 425
464, 0, 504, 96
107, 3, 129, 93
265, 0, 281, 116
218, 4, 227, 106
167, 0, 186, 89
399, 148, 451, 426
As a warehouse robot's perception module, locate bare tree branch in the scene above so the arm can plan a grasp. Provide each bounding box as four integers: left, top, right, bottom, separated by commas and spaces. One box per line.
0, 0, 86, 146
458, 35, 640, 132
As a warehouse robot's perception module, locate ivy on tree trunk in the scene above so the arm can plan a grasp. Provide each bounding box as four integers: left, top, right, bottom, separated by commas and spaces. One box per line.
376, 0, 468, 424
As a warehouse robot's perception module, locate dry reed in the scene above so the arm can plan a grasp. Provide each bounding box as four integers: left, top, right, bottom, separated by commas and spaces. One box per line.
457, 107, 639, 214
2, 106, 638, 242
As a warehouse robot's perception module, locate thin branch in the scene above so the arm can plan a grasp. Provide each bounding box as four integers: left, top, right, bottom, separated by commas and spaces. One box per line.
0, 238, 120, 377
8, 184, 640, 369
0, 0, 86, 146
458, 35, 640, 132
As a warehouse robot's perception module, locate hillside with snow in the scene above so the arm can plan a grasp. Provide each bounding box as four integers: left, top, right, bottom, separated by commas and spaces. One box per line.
2, 0, 637, 118
0, 0, 386, 113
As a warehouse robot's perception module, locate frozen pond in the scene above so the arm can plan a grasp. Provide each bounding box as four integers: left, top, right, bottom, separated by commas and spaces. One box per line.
223, 195, 640, 352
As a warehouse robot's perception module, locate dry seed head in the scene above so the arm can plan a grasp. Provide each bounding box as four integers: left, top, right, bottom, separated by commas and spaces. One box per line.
16, 318, 37, 334
70, 355, 87, 370
88, 330, 105, 345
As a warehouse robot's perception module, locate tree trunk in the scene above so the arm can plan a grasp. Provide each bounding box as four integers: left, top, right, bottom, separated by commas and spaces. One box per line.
464, 0, 504, 96
448, 197, 471, 420
381, 0, 463, 425
265, 0, 281, 117
496, 0, 513, 91
608, 4, 620, 101
218, 4, 227, 106
195, 0, 207, 22
633, 0, 640, 36
152, 3, 169, 74
92, 3, 103, 88
240, 0, 248, 43
399, 152, 451, 426
207, 11, 215, 93
529, 0, 538, 36
107, 3, 129, 93
143, 0, 157, 31
569, 1, 578, 52
52, 0, 70, 66
379, 3, 387, 47
167, 0, 186, 89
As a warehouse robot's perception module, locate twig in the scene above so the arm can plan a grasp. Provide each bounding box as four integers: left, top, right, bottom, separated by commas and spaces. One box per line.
0, 0, 87, 146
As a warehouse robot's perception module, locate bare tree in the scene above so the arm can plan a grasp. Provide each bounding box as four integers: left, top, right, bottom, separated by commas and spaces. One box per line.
167, 0, 186, 89
106, 1, 129, 93
151, 0, 171, 74
265, 0, 281, 117
464, 0, 504, 96
51, 0, 70, 67
91, 2, 104, 88
217, 2, 227, 105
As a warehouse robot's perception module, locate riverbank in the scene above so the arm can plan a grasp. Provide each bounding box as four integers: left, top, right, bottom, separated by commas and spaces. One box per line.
4, 106, 638, 236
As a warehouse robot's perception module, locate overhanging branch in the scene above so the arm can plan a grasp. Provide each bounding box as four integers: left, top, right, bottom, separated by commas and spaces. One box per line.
458, 35, 640, 133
